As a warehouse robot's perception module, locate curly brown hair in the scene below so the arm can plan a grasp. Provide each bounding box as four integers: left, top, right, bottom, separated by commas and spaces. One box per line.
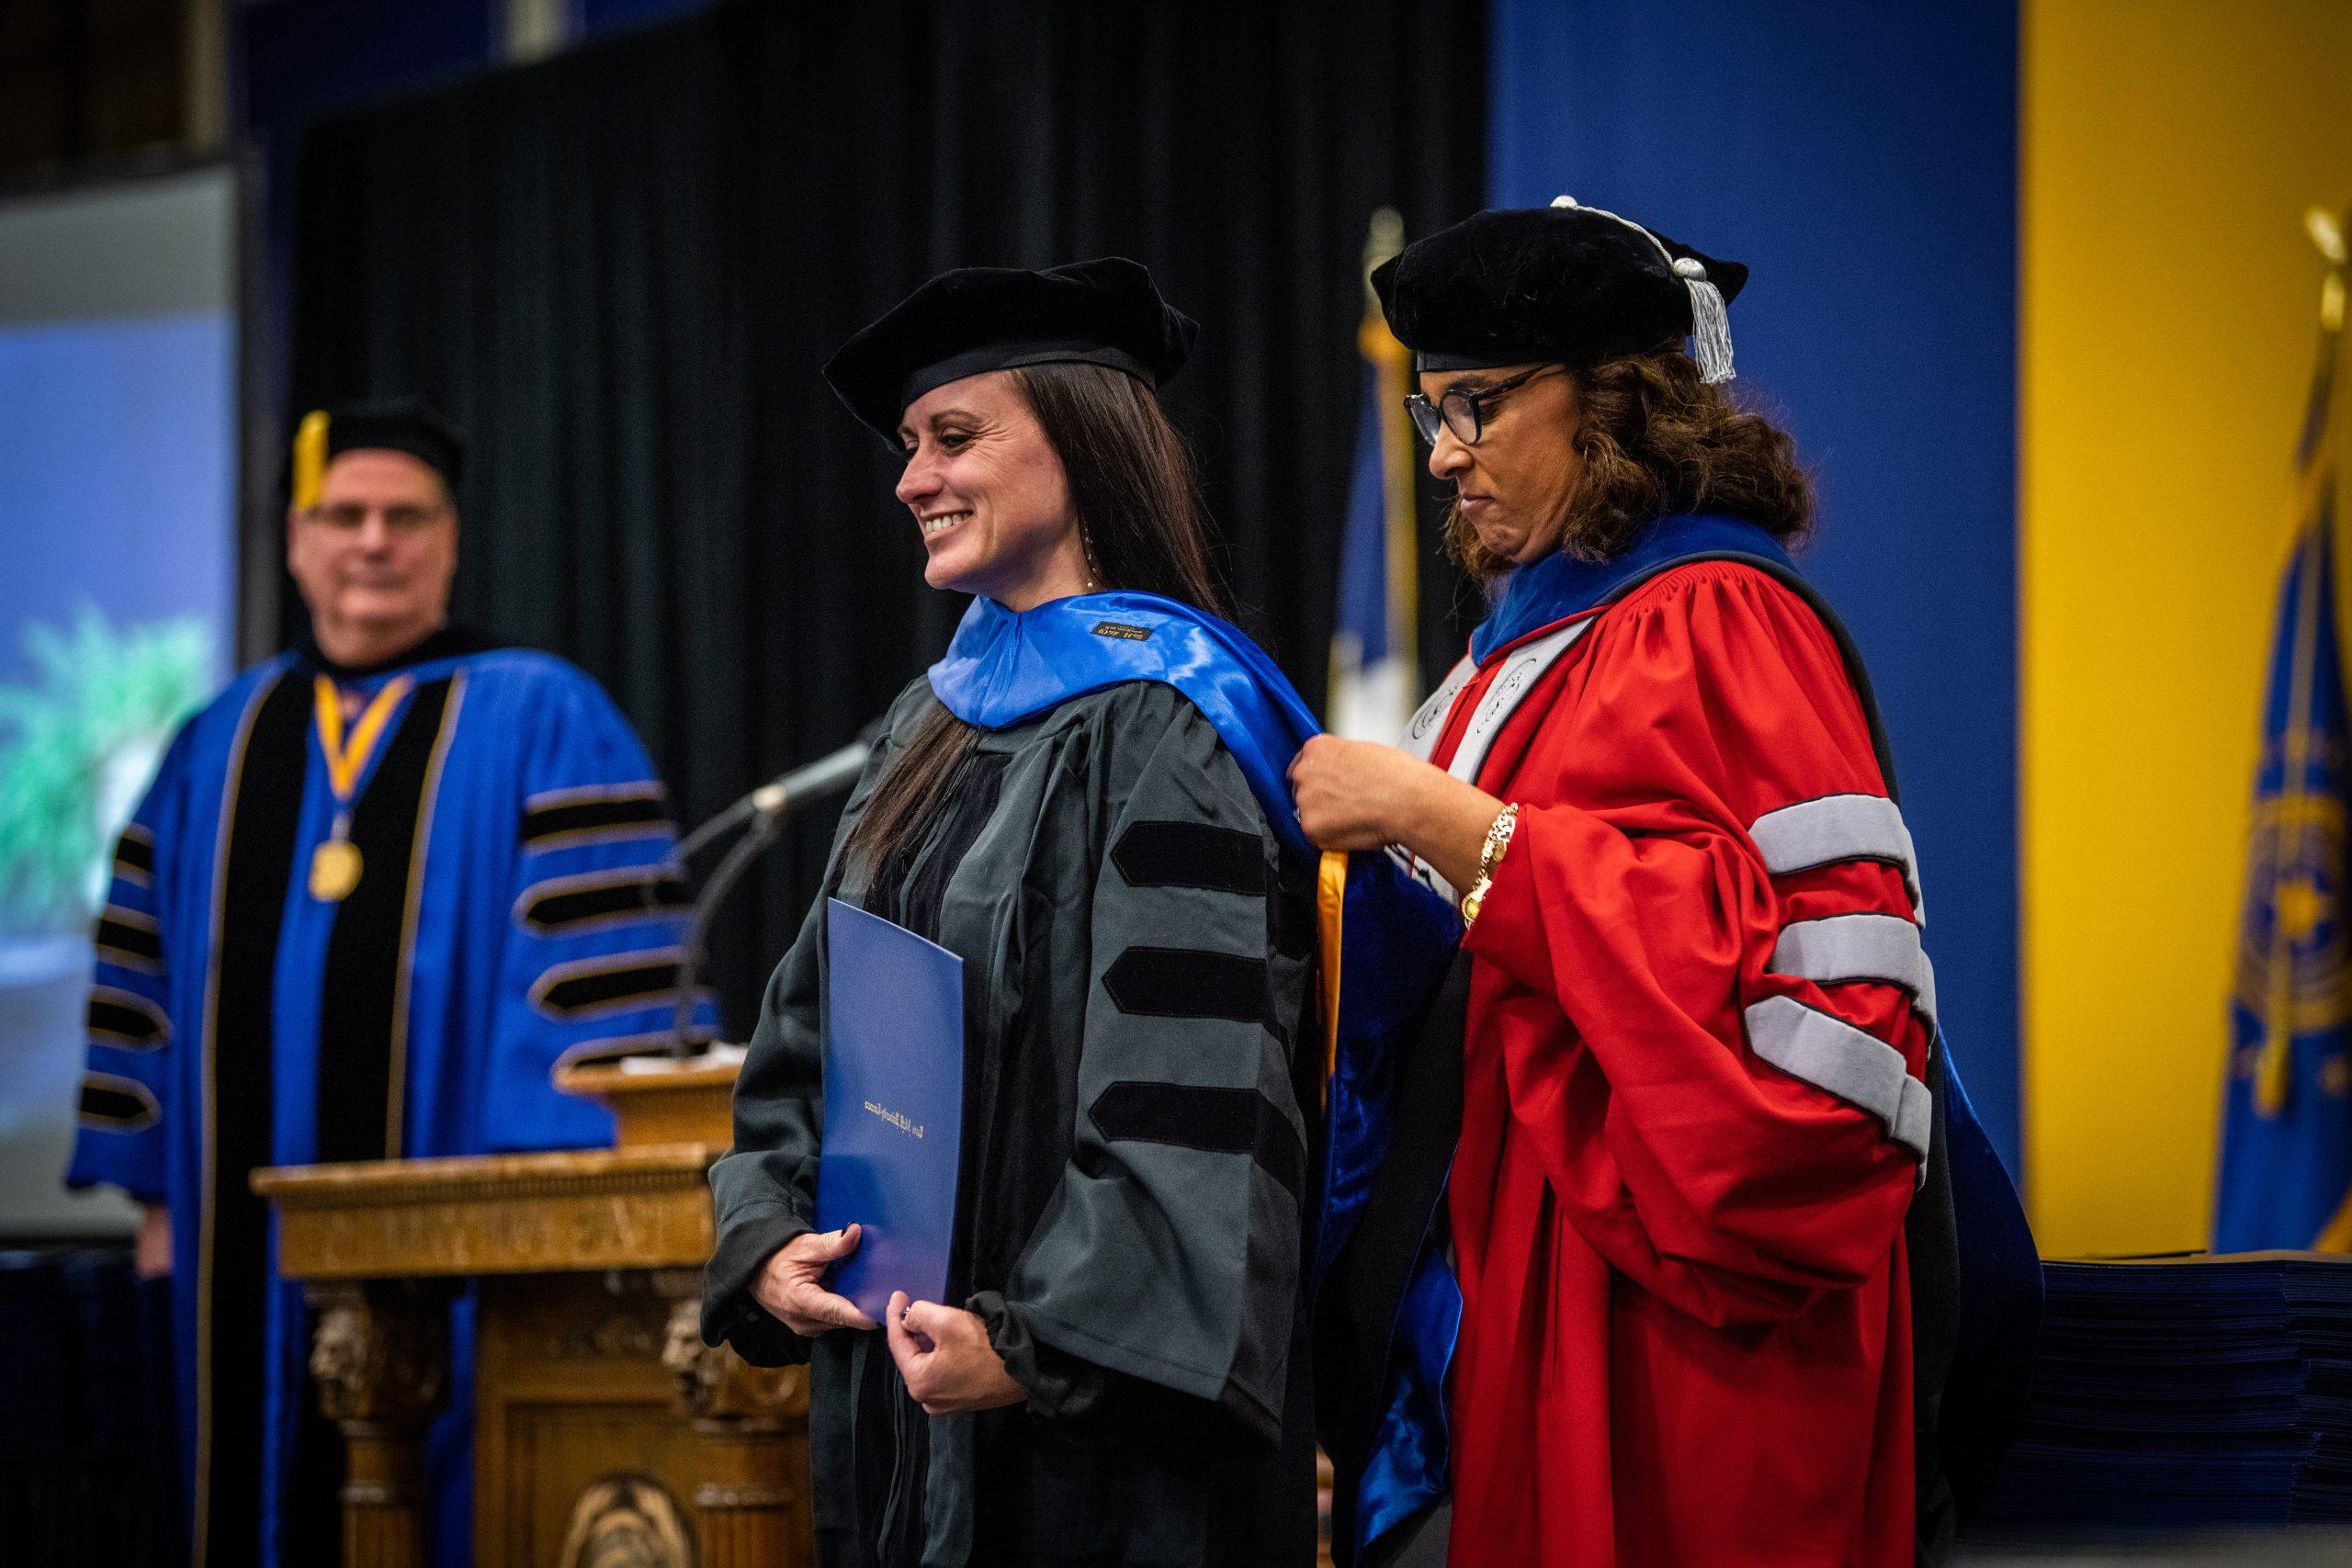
1443, 348, 1814, 576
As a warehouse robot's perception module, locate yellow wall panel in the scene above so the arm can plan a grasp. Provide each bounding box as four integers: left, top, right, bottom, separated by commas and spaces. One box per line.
2023, 0, 2352, 1255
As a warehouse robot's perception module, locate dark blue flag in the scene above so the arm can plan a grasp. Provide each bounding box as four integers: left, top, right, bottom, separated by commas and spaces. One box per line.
2215, 220, 2352, 1251
1329, 209, 1419, 739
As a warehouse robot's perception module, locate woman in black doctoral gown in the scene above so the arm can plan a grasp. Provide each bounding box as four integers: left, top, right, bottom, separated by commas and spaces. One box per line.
702, 259, 1322, 1567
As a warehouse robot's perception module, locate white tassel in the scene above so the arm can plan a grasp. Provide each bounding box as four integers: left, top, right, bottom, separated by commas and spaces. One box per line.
1674, 256, 1736, 384
1555, 195, 1736, 382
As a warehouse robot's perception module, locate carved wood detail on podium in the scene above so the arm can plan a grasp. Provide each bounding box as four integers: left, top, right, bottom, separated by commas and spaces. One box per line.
256, 1121, 812, 1568
305, 1282, 452, 1568
259, 1144, 719, 1279
662, 1292, 810, 1562
555, 1475, 694, 1568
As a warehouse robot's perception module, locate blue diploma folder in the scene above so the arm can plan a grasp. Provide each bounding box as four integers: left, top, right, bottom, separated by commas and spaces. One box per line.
815, 897, 967, 1322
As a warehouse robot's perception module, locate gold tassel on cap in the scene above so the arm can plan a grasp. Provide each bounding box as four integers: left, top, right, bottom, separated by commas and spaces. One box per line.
292, 410, 330, 511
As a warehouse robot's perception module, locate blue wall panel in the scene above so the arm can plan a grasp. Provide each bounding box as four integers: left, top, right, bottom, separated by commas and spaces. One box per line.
1489, 0, 2021, 1172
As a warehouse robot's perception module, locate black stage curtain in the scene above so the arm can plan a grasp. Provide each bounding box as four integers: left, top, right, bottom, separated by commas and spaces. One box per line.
287, 0, 1487, 1033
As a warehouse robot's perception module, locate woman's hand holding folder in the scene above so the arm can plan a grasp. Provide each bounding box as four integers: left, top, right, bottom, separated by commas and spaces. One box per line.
886, 1290, 1026, 1416
754, 1224, 880, 1336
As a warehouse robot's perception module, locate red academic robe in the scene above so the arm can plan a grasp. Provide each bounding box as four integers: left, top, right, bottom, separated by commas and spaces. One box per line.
1434, 560, 1924, 1567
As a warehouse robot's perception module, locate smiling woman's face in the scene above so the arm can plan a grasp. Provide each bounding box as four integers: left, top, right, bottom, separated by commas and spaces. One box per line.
1419, 363, 1583, 566
894, 371, 1090, 610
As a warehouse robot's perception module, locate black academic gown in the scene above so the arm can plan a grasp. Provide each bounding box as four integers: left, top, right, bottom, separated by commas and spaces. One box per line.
705, 677, 1321, 1567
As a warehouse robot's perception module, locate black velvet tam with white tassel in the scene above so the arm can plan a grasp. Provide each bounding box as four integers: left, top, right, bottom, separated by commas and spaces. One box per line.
1372, 197, 1747, 383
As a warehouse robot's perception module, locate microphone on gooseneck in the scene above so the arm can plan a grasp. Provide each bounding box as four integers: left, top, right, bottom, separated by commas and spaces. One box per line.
746, 739, 870, 817
676, 720, 881, 864
667, 716, 887, 1056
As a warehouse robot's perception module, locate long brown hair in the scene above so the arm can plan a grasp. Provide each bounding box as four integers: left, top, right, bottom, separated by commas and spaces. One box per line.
844, 363, 1225, 871
1443, 348, 1814, 577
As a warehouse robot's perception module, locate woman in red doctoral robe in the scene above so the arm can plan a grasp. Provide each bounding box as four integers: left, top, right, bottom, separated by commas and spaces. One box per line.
1294, 200, 1937, 1567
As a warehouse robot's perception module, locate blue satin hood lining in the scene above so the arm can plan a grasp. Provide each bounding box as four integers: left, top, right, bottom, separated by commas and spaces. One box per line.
1358, 1240, 1461, 1550
1317, 858, 1464, 1556
929, 591, 1320, 854
1315, 857, 1463, 1291
1470, 513, 1795, 664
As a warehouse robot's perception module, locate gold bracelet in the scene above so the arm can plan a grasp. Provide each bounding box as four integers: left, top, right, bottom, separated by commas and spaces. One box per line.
1458, 803, 1521, 928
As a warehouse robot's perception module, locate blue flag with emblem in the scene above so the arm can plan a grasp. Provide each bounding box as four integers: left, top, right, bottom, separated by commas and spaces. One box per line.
2215, 209, 2352, 1253
1329, 209, 1421, 741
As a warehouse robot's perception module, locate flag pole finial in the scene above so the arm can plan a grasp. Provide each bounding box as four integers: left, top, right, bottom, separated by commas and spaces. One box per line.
2310, 207, 2347, 332
2307, 206, 2346, 266
1363, 208, 1404, 297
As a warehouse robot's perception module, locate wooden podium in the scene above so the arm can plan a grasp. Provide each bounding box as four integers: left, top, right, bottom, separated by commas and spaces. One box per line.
253, 1056, 806, 1568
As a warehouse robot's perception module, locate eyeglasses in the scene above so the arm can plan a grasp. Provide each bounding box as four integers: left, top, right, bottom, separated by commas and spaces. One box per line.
305, 502, 450, 532
1404, 364, 1564, 446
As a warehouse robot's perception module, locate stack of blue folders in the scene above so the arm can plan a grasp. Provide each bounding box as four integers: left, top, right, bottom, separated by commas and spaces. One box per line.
1973, 1253, 2352, 1538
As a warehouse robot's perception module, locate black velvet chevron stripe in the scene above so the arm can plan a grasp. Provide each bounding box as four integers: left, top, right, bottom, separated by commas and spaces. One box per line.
88, 990, 168, 1046
113, 829, 155, 881
96, 912, 164, 966
78, 1074, 160, 1130
519, 871, 690, 934
1271, 853, 1317, 961
1110, 818, 1265, 895
520, 789, 671, 849
1087, 1079, 1305, 1201
1102, 946, 1268, 1023
536, 955, 684, 1018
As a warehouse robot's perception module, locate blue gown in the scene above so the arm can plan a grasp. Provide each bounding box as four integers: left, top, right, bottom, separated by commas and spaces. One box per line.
67, 627, 717, 1568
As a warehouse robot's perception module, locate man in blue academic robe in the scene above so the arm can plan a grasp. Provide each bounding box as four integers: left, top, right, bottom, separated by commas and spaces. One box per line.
66, 399, 715, 1568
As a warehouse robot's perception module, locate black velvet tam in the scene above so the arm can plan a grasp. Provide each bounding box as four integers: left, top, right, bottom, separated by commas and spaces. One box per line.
315, 397, 467, 490
824, 257, 1199, 444
1372, 199, 1747, 372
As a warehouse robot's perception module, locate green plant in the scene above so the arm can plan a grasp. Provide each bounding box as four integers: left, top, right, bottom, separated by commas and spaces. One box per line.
0, 607, 212, 938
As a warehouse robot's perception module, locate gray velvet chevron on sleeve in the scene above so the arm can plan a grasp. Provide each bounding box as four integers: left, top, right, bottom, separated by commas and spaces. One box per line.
977, 696, 1310, 1442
